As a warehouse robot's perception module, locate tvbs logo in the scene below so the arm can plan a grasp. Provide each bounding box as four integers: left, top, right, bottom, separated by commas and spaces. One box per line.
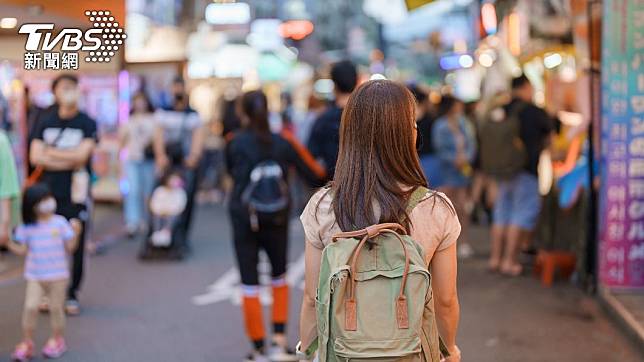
19, 10, 126, 70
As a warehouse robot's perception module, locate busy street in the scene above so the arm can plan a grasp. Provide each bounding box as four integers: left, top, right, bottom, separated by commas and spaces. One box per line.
0, 0, 643, 361
0, 203, 639, 361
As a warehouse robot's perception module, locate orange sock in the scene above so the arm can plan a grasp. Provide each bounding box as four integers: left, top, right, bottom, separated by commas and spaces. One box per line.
272, 281, 289, 325
242, 292, 265, 342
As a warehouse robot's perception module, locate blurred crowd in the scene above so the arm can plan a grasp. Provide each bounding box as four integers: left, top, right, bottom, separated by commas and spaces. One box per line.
0, 57, 559, 361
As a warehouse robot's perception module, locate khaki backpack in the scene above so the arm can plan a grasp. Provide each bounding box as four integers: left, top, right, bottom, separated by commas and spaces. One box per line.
478, 102, 528, 180
312, 187, 447, 361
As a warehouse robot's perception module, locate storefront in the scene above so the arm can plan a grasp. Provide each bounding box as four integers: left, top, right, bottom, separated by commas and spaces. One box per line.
596, 0, 644, 348
0, 1, 125, 202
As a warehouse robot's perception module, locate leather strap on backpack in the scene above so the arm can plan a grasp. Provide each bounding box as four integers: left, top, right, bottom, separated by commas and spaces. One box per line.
333, 223, 411, 331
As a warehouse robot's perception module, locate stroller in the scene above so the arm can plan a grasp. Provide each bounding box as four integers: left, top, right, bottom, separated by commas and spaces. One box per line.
138, 167, 191, 261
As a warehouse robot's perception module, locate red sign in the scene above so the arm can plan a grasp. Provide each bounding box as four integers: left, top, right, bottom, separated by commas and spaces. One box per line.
279, 20, 313, 41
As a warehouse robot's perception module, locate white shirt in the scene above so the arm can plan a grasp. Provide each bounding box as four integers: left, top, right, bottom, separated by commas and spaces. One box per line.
150, 186, 187, 216
120, 113, 156, 161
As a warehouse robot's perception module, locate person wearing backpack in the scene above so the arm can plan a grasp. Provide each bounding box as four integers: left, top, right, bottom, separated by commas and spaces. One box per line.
479, 75, 553, 276
298, 80, 461, 361
225, 90, 325, 362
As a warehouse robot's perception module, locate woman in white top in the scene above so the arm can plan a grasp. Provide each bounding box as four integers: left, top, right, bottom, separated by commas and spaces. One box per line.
119, 92, 156, 236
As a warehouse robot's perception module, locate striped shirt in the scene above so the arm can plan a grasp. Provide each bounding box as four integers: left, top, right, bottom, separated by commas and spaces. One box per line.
14, 215, 73, 281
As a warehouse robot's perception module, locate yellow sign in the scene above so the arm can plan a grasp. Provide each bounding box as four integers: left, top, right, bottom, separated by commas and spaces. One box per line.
405, 0, 436, 11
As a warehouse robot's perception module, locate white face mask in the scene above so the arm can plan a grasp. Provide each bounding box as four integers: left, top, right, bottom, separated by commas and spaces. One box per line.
36, 198, 57, 215
59, 89, 79, 106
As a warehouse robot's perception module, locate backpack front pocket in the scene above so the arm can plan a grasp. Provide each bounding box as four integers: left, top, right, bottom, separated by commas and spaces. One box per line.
333, 336, 422, 359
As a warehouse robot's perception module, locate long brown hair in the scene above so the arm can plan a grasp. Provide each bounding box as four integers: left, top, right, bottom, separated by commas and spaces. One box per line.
331, 80, 428, 231
239, 90, 271, 145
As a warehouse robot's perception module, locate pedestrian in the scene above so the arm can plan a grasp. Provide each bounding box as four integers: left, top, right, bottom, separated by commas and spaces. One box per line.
288, 93, 327, 213
486, 75, 553, 275
408, 84, 443, 188
198, 120, 226, 204
298, 80, 461, 361
225, 90, 325, 362
221, 93, 242, 139
8, 183, 82, 361
297, 93, 326, 145
308, 60, 357, 181
0, 128, 20, 250
119, 91, 156, 237
29, 73, 97, 314
470, 94, 510, 225
432, 95, 476, 259
153, 78, 204, 254
23, 87, 50, 175
280, 91, 295, 133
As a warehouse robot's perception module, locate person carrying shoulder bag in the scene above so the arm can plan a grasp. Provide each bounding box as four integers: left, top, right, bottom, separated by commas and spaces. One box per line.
29, 74, 97, 315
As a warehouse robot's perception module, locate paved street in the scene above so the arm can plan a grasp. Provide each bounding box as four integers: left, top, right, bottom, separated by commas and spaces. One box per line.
0, 203, 641, 362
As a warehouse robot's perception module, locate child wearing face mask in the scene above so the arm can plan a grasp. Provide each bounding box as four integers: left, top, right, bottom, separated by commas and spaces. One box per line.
149, 169, 187, 247
8, 183, 81, 361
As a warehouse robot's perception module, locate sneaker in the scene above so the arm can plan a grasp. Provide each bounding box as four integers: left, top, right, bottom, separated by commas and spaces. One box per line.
243, 351, 270, 362
65, 299, 80, 316
42, 337, 67, 359
266, 343, 298, 362
11, 340, 34, 361
457, 242, 475, 259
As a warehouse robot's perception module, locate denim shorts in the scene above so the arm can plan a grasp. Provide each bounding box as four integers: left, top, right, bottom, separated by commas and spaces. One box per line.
493, 172, 541, 230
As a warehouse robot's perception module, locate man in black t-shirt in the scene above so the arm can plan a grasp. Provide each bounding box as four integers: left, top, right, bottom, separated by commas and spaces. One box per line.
308, 60, 357, 182
30, 74, 97, 314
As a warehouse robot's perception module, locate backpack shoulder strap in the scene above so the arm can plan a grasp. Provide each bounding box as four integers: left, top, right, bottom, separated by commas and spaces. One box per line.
407, 186, 429, 213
